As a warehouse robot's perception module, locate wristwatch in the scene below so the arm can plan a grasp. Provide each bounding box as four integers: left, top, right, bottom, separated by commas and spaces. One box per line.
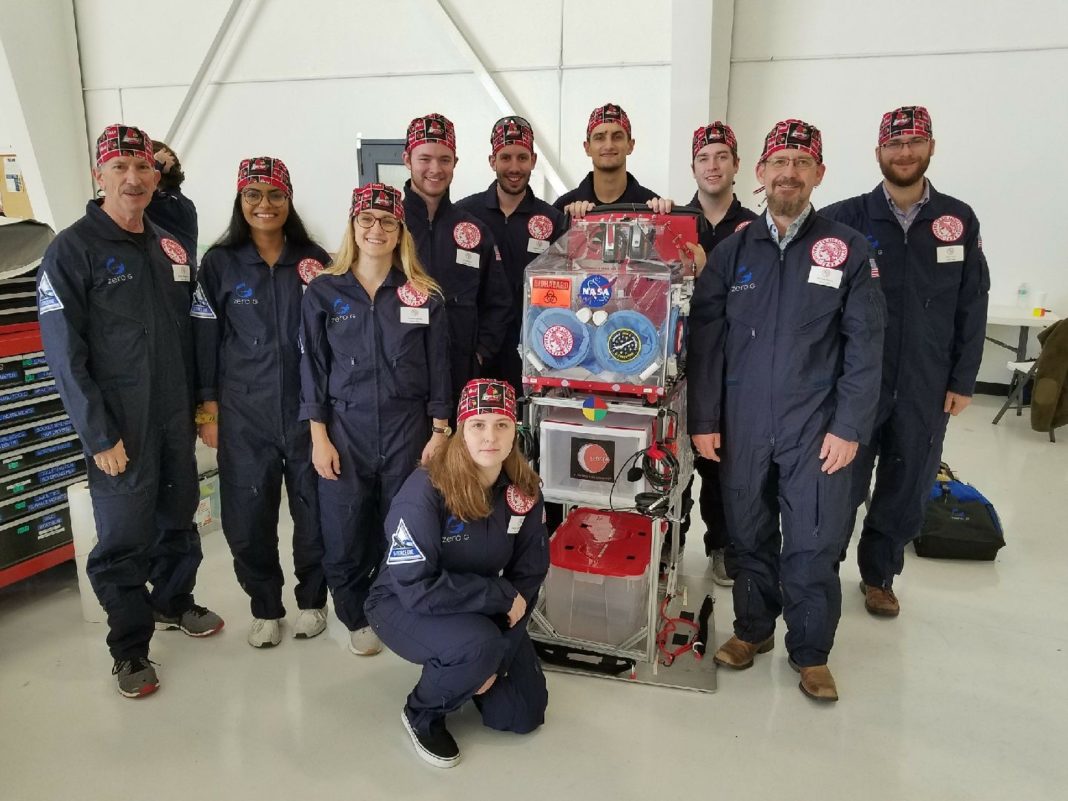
432, 424, 453, 437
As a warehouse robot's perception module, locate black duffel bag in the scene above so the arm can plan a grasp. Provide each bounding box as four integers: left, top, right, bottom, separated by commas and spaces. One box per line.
913, 464, 1005, 561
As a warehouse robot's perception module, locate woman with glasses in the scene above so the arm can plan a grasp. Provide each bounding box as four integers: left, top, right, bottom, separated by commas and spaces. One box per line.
299, 183, 451, 657
192, 157, 330, 648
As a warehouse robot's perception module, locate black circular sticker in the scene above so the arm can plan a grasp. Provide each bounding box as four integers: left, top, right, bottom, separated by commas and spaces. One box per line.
607, 328, 642, 363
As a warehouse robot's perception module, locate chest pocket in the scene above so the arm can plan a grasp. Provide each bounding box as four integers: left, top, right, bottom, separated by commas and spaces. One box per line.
325, 314, 373, 401
385, 304, 431, 401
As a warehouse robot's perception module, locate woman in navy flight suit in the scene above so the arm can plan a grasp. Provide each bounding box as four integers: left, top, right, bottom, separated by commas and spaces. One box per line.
300, 183, 452, 657
194, 157, 330, 648
366, 379, 549, 769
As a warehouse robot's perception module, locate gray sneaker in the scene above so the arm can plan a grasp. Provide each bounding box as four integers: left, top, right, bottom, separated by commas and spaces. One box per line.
112, 657, 159, 698
154, 604, 225, 637
711, 549, 734, 587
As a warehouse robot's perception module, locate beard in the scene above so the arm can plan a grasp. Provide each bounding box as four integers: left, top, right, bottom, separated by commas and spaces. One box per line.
879, 153, 930, 188
765, 182, 809, 219
496, 175, 529, 196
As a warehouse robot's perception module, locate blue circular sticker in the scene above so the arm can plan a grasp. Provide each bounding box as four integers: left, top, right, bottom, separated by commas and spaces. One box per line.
579, 274, 612, 308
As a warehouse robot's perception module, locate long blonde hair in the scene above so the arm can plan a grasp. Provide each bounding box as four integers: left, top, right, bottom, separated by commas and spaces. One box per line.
325, 218, 441, 298
427, 422, 541, 522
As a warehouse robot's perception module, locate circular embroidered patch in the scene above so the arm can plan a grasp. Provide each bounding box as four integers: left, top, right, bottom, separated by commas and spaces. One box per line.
453, 221, 482, 249
528, 214, 553, 240
506, 484, 536, 514
542, 324, 575, 357
297, 258, 324, 285
932, 215, 964, 243
397, 281, 429, 307
810, 237, 849, 268
160, 238, 188, 264
607, 327, 642, 363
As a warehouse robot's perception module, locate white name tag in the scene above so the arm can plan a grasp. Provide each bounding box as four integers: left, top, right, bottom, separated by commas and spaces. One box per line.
527, 237, 550, 254
937, 245, 965, 263
456, 249, 480, 268
172, 264, 191, 282
507, 515, 525, 534
808, 265, 843, 289
399, 306, 429, 325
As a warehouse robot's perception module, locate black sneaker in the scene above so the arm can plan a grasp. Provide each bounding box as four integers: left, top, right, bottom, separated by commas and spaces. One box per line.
112, 657, 159, 698
154, 604, 225, 637
401, 709, 460, 768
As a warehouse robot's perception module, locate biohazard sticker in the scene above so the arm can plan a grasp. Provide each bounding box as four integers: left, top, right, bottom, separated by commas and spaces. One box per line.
810, 237, 849, 268
160, 238, 188, 265
528, 214, 553, 240
932, 215, 964, 243
37, 272, 64, 315
298, 258, 324, 285
734, 220, 752, 233
530, 277, 571, 308
386, 519, 425, 565
542, 325, 575, 357
453, 221, 481, 249
190, 284, 217, 319
397, 281, 429, 307
607, 328, 642, 363
506, 484, 536, 515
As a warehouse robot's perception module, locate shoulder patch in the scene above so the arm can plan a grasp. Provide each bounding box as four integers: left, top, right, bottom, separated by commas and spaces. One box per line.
37, 272, 64, 315
386, 518, 426, 565
160, 238, 188, 265
506, 484, 536, 515
190, 284, 217, 320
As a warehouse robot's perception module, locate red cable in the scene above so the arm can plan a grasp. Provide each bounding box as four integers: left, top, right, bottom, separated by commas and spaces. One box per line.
655, 594, 700, 666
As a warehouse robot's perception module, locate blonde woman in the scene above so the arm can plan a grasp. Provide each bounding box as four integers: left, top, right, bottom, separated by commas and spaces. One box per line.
299, 183, 451, 656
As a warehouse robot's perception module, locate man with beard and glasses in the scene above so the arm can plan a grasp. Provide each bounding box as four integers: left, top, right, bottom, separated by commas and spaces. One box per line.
146, 140, 198, 270
456, 116, 565, 392
687, 119, 885, 701
822, 106, 989, 618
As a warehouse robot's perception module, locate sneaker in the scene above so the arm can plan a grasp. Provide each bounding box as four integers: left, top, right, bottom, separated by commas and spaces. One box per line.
154, 604, 225, 637
293, 607, 328, 640
710, 549, 734, 587
401, 709, 460, 769
247, 618, 281, 648
349, 625, 382, 656
112, 656, 159, 699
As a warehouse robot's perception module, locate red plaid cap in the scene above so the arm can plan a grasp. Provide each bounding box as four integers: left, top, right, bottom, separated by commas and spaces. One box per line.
95, 124, 155, 167
491, 116, 534, 154
759, 119, 823, 164
586, 103, 631, 139
457, 379, 516, 424
406, 113, 456, 153
350, 183, 404, 222
692, 121, 738, 159
237, 157, 293, 197
879, 106, 933, 146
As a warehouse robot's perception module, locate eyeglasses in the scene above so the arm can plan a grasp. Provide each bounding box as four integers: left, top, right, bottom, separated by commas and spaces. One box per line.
764, 156, 818, 171
241, 188, 288, 207
880, 137, 930, 152
355, 212, 400, 233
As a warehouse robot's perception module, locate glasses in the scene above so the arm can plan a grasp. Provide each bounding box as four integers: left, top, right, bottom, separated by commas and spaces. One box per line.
764, 156, 818, 171
880, 137, 930, 152
241, 188, 288, 207
355, 212, 400, 233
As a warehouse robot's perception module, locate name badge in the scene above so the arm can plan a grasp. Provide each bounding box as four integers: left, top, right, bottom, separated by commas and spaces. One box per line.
172, 264, 191, 282
507, 515, 525, 534
400, 306, 429, 325
808, 265, 842, 289
527, 237, 550, 254
937, 245, 965, 263
456, 249, 480, 268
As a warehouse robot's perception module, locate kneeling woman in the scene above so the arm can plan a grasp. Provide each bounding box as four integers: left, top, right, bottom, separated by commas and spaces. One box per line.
365, 379, 549, 769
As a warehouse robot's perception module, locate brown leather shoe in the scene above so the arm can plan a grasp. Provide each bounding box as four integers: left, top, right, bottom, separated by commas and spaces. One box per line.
712, 635, 774, 670
860, 581, 900, 617
789, 659, 838, 702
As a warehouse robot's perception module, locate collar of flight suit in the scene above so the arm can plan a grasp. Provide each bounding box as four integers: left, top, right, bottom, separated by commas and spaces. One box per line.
403, 179, 454, 222
478, 181, 539, 214
85, 199, 161, 243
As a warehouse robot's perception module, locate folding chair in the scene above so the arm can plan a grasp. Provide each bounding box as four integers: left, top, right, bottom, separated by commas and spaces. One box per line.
992, 360, 1056, 442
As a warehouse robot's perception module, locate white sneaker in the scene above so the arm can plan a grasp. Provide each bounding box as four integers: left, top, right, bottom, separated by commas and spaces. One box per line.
247, 618, 282, 648
349, 625, 382, 656
711, 549, 734, 587
293, 607, 327, 640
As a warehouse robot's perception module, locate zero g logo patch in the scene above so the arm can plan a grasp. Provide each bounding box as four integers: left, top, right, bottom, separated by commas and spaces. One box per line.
298, 258, 324, 285
330, 298, 356, 322
386, 519, 425, 565
731, 265, 756, 292
105, 257, 132, 284
931, 215, 964, 243
453, 221, 481, 249
442, 515, 467, 544
528, 214, 553, 240
232, 282, 258, 305
160, 238, 188, 265
810, 237, 849, 268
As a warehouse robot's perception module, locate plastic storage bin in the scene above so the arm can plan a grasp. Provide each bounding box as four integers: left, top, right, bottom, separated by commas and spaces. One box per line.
543, 508, 652, 646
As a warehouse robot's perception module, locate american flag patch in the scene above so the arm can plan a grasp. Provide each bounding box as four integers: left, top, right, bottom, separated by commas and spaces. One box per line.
870, 258, 880, 278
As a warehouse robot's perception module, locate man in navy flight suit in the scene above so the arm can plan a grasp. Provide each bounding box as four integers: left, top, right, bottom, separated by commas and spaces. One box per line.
688, 119, 885, 701
37, 124, 223, 699
402, 113, 512, 405
455, 116, 566, 393
822, 106, 990, 617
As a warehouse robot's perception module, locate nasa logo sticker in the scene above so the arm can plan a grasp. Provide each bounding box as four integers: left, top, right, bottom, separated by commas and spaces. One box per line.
811, 237, 849, 268
160, 238, 188, 265
453, 221, 481, 249
297, 258, 324, 285
734, 220, 752, 233
542, 324, 575, 357
932, 215, 964, 243
397, 281, 429, 307
506, 484, 536, 515
528, 214, 553, 240
579, 274, 612, 308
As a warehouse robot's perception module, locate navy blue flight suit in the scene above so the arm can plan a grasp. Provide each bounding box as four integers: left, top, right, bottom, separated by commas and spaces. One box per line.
552, 171, 657, 210
146, 186, 198, 271
403, 184, 512, 405
37, 200, 203, 660
455, 183, 566, 392
366, 468, 549, 736
821, 184, 990, 587
299, 268, 451, 632
688, 210, 886, 666
192, 241, 329, 620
